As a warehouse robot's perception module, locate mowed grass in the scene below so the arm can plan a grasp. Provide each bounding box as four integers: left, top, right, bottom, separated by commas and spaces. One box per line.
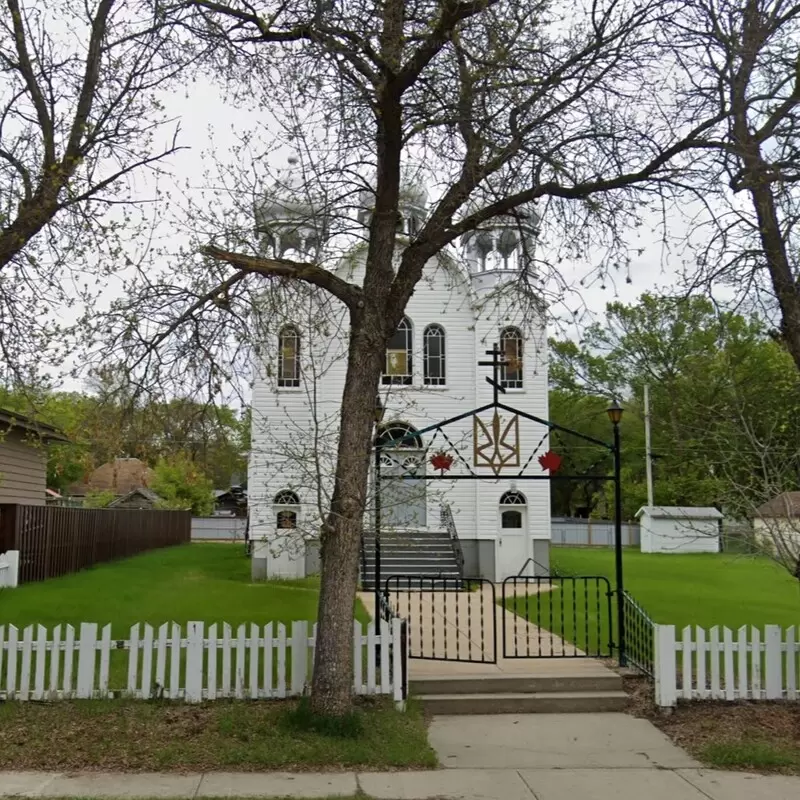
505, 548, 800, 654
551, 548, 800, 629
0, 697, 436, 772
0, 542, 369, 633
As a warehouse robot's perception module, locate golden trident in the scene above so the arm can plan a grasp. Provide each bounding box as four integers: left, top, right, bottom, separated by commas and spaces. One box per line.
473, 410, 521, 475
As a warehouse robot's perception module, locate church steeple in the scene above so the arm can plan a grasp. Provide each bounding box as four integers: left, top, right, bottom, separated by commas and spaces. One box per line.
461, 203, 539, 275
255, 156, 328, 260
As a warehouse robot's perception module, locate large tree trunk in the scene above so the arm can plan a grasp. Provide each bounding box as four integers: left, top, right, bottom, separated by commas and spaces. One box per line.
310, 311, 386, 716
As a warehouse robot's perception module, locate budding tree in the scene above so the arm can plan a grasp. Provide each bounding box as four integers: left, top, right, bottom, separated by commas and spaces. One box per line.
672, 0, 800, 371
106, 0, 725, 714
0, 0, 186, 382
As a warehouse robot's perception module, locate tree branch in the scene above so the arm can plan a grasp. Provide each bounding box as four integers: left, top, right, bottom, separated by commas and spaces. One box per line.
200, 245, 363, 309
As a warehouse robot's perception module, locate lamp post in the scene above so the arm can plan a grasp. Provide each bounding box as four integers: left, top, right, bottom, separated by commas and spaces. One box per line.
373, 394, 385, 627
606, 399, 626, 666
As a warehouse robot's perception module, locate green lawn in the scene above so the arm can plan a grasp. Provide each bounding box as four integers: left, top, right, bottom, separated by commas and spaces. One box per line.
505, 548, 800, 657
550, 547, 800, 629
0, 542, 368, 634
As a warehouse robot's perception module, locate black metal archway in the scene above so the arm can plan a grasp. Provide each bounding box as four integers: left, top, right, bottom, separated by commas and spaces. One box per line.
371, 344, 628, 666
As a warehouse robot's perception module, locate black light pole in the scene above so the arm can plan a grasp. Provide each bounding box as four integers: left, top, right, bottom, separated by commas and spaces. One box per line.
373, 394, 385, 627
607, 399, 626, 667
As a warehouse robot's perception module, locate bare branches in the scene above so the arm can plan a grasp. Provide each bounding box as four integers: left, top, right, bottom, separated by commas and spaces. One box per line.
200, 245, 363, 309
0, 0, 193, 382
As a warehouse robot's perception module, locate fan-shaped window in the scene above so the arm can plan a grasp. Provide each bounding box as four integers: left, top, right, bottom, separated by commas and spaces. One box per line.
278, 326, 300, 388
500, 491, 526, 529
423, 324, 446, 386
274, 489, 299, 529
383, 316, 412, 385
376, 423, 422, 449
500, 327, 523, 389
274, 490, 300, 505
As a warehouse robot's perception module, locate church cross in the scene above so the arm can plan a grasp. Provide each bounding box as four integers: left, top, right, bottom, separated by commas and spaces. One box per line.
478, 343, 507, 405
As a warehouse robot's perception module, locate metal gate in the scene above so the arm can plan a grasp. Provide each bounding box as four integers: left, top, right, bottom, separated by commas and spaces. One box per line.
384, 575, 497, 663
501, 576, 614, 658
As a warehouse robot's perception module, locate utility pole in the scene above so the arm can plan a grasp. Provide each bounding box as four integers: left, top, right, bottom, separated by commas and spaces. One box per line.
644, 384, 654, 507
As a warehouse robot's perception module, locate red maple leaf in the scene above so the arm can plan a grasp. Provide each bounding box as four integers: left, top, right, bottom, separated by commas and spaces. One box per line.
538, 450, 562, 473
430, 452, 454, 473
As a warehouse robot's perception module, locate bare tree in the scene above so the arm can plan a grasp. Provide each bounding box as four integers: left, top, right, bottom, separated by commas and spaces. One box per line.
0, 0, 188, 381
104, 0, 728, 714
672, 0, 800, 369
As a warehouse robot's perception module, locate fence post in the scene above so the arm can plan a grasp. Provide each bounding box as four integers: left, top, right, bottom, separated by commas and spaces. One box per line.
764, 625, 782, 700
654, 624, 677, 708
0, 549, 19, 588
185, 622, 204, 703
291, 621, 308, 695
76, 622, 98, 699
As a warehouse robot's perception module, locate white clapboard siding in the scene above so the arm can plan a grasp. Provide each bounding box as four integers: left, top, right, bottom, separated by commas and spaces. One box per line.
655, 623, 800, 707
0, 619, 406, 706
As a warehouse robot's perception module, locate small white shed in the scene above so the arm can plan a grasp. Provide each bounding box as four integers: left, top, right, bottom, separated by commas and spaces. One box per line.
636, 506, 722, 554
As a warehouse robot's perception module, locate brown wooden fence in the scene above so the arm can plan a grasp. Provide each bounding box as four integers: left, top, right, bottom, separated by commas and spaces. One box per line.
0, 504, 190, 584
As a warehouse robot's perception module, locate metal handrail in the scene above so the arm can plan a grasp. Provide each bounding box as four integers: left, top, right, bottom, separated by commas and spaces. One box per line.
516, 556, 553, 577
440, 503, 465, 576
621, 589, 655, 678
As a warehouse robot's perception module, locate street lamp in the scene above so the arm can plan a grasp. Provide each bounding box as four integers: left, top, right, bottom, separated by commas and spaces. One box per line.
607, 399, 626, 666
374, 394, 385, 628
606, 399, 623, 426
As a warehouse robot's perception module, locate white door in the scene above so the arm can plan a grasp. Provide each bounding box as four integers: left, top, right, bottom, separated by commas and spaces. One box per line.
496, 504, 529, 580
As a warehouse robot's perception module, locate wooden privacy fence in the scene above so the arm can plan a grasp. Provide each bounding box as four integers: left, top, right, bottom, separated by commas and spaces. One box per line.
0, 620, 407, 705
0, 505, 190, 584
655, 624, 800, 707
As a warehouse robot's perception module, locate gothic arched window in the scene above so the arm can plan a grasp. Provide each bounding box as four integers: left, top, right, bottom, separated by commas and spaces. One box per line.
277, 326, 300, 388
499, 327, 523, 389
383, 316, 413, 385
423, 324, 446, 386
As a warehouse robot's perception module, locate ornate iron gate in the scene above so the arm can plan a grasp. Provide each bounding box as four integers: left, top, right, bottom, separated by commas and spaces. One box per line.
384, 575, 497, 663
501, 576, 614, 658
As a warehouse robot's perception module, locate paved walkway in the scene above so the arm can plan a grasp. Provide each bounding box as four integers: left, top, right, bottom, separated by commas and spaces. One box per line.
360, 583, 606, 668
2, 714, 798, 799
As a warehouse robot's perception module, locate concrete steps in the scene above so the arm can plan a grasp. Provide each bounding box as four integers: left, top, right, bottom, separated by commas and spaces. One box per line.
411, 673, 629, 715
361, 529, 462, 590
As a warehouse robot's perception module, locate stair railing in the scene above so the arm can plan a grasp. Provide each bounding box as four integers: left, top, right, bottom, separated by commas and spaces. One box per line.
440, 502, 465, 577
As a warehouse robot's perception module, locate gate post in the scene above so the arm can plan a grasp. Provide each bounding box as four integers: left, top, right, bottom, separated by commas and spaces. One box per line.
609, 401, 626, 667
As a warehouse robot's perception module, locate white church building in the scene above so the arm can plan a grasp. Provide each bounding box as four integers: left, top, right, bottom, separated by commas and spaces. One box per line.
248, 163, 553, 584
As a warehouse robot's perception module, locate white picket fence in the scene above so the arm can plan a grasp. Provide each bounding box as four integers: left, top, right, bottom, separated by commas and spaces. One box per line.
655, 623, 800, 707
0, 619, 405, 705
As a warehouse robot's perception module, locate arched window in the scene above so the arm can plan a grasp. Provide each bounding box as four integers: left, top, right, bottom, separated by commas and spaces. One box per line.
274, 489, 300, 529
500, 490, 526, 529
383, 316, 412, 385
375, 423, 426, 527
499, 327, 523, 389
277, 326, 300, 387
376, 422, 423, 449
423, 324, 446, 386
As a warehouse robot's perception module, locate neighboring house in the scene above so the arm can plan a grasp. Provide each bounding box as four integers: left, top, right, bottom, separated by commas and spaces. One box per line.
213, 486, 248, 517
67, 457, 154, 503
753, 492, 800, 557
0, 408, 69, 506
637, 506, 722, 554
248, 162, 551, 581
108, 487, 163, 510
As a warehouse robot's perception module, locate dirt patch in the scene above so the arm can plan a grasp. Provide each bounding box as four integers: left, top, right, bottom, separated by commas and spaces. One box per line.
623, 673, 800, 775
0, 697, 436, 773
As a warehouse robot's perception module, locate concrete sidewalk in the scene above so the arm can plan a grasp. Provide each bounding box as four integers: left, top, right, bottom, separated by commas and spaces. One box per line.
2, 714, 798, 799
3, 767, 800, 800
